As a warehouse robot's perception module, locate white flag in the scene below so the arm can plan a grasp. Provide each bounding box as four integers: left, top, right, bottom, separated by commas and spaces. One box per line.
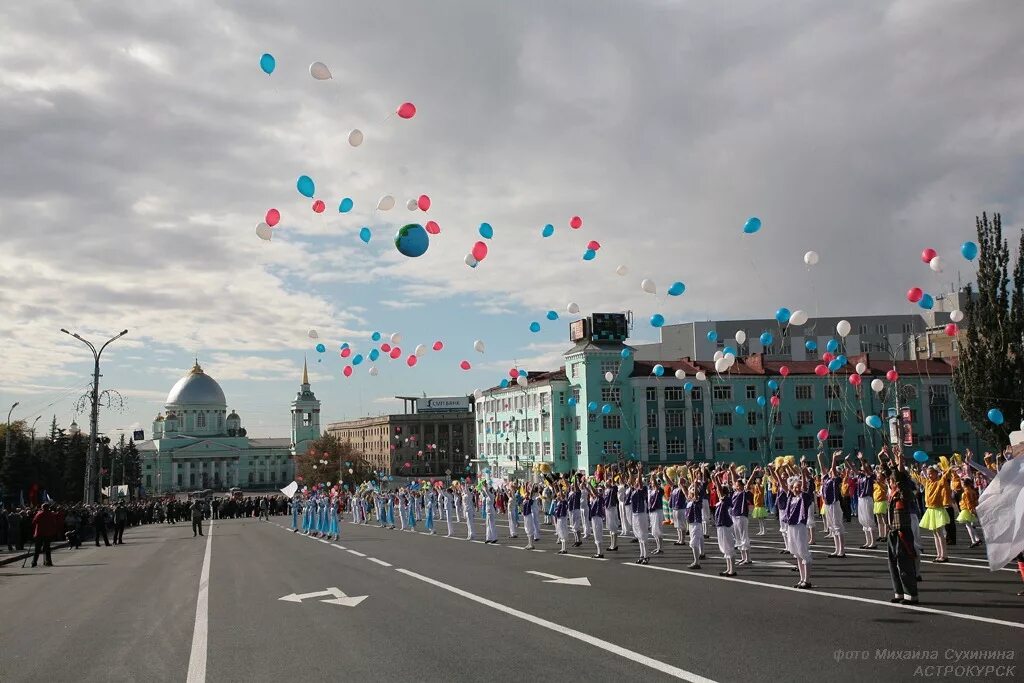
975, 456, 1024, 571
280, 481, 299, 499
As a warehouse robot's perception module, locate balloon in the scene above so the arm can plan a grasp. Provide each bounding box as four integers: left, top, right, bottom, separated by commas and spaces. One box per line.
929, 256, 944, 273
918, 293, 934, 310
615, 264, 628, 276
805, 340, 817, 352
255, 222, 273, 241
586, 240, 601, 251
377, 195, 395, 211
352, 354, 363, 366
371, 332, 381, 341
814, 364, 828, 377
315, 343, 326, 353
987, 408, 1004, 425
473, 340, 485, 353
587, 401, 598, 413
460, 360, 471, 370
767, 379, 779, 391
472, 241, 488, 261
871, 378, 884, 392
652, 364, 665, 377
743, 217, 762, 234
734, 405, 747, 416
464, 254, 478, 268
848, 373, 862, 387
394, 224, 429, 258
546, 310, 559, 321
569, 216, 583, 229
950, 309, 964, 323
359, 227, 372, 243
735, 330, 747, 345
397, 102, 417, 119
311, 199, 326, 213
907, 287, 923, 303
368, 366, 379, 376
338, 197, 354, 213
775, 307, 791, 324
541, 224, 554, 238
529, 322, 541, 333
779, 366, 790, 377
406, 198, 419, 211
827, 359, 842, 373
714, 357, 729, 373
855, 362, 867, 374
296, 175, 315, 198
308, 330, 318, 339
723, 346, 736, 357
343, 365, 353, 377
567, 302, 580, 314
390, 333, 402, 345
368, 349, 380, 361
418, 195, 431, 211
944, 323, 958, 337
836, 320, 851, 337
921, 248, 936, 264
583, 249, 597, 261
713, 351, 724, 362
684, 382, 694, 392
650, 314, 665, 328
618, 348, 633, 360
674, 369, 686, 380
695, 371, 707, 382
641, 279, 656, 294
499, 379, 509, 388
756, 395, 766, 407
348, 129, 364, 147
816, 429, 829, 441
407, 355, 418, 367
425, 220, 440, 235
912, 450, 928, 463
770, 395, 780, 407
432, 341, 443, 351
340, 347, 352, 358
516, 375, 528, 388
601, 404, 612, 415
803, 250, 819, 266
567, 397, 577, 407
822, 352, 834, 363
309, 61, 332, 80
886, 369, 899, 382
707, 330, 718, 342
961, 241, 978, 261
604, 371, 614, 382
479, 223, 494, 239
259, 53, 276, 75
865, 415, 882, 429
265, 208, 280, 227
380, 343, 390, 354
389, 347, 402, 360
415, 344, 428, 357
788, 310, 809, 326
759, 332, 774, 346
825, 339, 839, 354
667, 281, 685, 297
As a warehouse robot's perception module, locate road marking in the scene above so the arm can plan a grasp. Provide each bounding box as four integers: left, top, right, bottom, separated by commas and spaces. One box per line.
186, 520, 213, 683
346, 549, 366, 557
526, 570, 590, 586
395, 568, 715, 681
330, 543, 347, 551
557, 552, 608, 561
625, 563, 1024, 630
279, 587, 368, 607
367, 557, 392, 567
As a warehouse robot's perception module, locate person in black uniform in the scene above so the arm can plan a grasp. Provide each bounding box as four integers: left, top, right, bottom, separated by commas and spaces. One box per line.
93, 505, 111, 547
191, 500, 204, 537
112, 502, 127, 544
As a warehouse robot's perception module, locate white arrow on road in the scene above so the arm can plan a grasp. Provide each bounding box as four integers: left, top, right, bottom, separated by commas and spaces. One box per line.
278, 587, 368, 607
525, 570, 590, 586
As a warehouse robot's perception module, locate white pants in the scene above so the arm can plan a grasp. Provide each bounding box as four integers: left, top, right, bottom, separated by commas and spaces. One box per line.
649, 511, 664, 539
445, 507, 454, 536
671, 510, 685, 541
555, 517, 569, 542
507, 509, 517, 537
825, 501, 844, 537
732, 516, 750, 551
398, 506, 407, 530
620, 503, 631, 535
780, 518, 791, 552
465, 509, 475, 540
531, 510, 541, 540
716, 525, 736, 558
688, 523, 703, 556
857, 496, 874, 532
569, 509, 583, 534
524, 511, 537, 541
631, 512, 649, 558
591, 516, 604, 554
789, 523, 812, 563
580, 505, 589, 537
606, 509, 620, 539
485, 511, 498, 542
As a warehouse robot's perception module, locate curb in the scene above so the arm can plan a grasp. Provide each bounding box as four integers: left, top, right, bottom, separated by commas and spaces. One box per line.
0, 542, 71, 566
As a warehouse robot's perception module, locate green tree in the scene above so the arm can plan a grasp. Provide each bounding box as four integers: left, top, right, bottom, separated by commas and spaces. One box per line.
295, 432, 370, 489
63, 431, 88, 501
953, 212, 1024, 450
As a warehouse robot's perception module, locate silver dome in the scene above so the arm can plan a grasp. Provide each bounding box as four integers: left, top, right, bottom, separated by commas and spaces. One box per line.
166, 362, 227, 407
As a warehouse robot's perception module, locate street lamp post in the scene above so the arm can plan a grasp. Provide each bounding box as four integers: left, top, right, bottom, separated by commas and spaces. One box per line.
60, 328, 128, 503
4, 402, 19, 472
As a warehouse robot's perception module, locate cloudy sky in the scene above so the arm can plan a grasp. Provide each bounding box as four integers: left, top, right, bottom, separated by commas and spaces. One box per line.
2, 1, 1022, 438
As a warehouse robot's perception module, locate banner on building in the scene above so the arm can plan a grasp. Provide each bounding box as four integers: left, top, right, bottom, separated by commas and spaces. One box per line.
901, 408, 913, 446
416, 396, 471, 413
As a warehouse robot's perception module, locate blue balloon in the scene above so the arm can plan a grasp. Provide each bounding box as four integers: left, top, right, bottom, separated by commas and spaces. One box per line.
371, 331, 381, 342
756, 395, 767, 407
707, 331, 718, 342
683, 382, 693, 392
340, 342, 350, 349
394, 223, 429, 258
339, 197, 354, 213
743, 216, 762, 234
479, 222, 494, 239
652, 364, 665, 377
529, 321, 541, 333
650, 314, 665, 328
359, 227, 372, 244
601, 404, 612, 415
760, 332, 774, 346
775, 307, 791, 324
826, 339, 840, 353
667, 281, 686, 297
352, 354, 363, 366
587, 401, 598, 413
541, 224, 554, 238
767, 379, 779, 391
918, 293, 934, 310
987, 408, 1005, 425
961, 241, 978, 261
734, 405, 746, 415
805, 339, 818, 352
835, 354, 847, 367
296, 175, 315, 198
546, 310, 559, 321
518, 369, 527, 377
500, 379, 510, 388
259, 53, 276, 75
369, 348, 380, 361
913, 450, 929, 463
865, 415, 882, 429
827, 358, 842, 372
315, 343, 326, 353
567, 397, 577, 407
723, 345, 736, 356
583, 249, 597, 261
620, 348, 632, 359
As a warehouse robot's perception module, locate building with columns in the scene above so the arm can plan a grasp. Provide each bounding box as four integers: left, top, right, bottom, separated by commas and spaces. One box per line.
136, 360, 320, 493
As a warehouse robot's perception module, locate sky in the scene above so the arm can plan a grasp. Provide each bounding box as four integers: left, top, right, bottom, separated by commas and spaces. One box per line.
2, 1, 1023, 438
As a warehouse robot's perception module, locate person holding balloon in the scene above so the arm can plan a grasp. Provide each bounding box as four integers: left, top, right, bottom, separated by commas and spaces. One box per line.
628, 472, 650, 565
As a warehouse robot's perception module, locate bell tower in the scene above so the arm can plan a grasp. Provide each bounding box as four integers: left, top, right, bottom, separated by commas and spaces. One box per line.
291, 358, 320, 452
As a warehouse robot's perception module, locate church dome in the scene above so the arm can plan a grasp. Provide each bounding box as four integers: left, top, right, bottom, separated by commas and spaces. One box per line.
166, 361, 227, 408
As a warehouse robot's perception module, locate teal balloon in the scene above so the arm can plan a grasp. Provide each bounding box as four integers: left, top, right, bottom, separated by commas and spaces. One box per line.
479, 222, 494, 239
371, 331, 381, 341
529, 321, 541, 333
368, 348, 380, 361
827, 358, 842, 372
683, 382, 693, 392
359, 227, 372, 243
918, 293, 934, 310
734, 405, 746, 415
601, 404, 612, 415
259, 53, 276, 75
518, 369, 527, 377
756, 395, 766, 407
546, 310, 559, 321
587, 401, 598, 413
340, 342, 350, 349
620, 348, 632, 359
668, 281, 685, 296
352, 354, 363, 366
835, 354, 847, 367
707, 331, 718, 342
567, 397, 577, 407
723, 345, 736, 356
394, 223, 429, 257
826, 339, 839, 353
650, 314, 665, 328
767, 379, 779, 390
913, 450, 928, 463
805, 340, 817, 352
759, 331, 774, 346
653, 364, 665, 377
775, 307, 791, 324
743, 217, 762, 234
315, 343, 326, 353
961, 241, 978, 260
865, 415, 882, 429
987, 408, 1004, 425
339, 197, 354, 213
583, 249, 597, 261
296, 175, 315, 198
500, 379, 509, 388
541, 224, 554, 238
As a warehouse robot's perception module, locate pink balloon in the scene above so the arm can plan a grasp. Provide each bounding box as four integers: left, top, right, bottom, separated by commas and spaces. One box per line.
407, 355, 418, 367
312, 199, 325, 213
779, 366, 790, 377
403, 461, 411, 468
340, 347, 351, 358
848, 373, 862, 386
381, 343, 392, 353
921, 247, 937, 264
907, 287, 923, 303
944, 323, 958, 337
817, 428, 829, 441
472, 241, 488, 261
886, 369, 899, 382
508, 367, 518, 378
418, 194, 431, 211
425, 220, 441, 235
769, 395, 781, 407
397, 102, 417, 119
343, 366, 352, 377
814, 364, 828, 377
432, 341, 443, 351
265, 208, 280, 227
460, 360, 471, 370
822, 352, 834, 363
390, 347, 402, 359
569, 216, 583, 230
587, 240, 601, 251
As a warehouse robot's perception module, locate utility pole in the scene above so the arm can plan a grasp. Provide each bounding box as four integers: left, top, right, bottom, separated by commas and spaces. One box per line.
60, 328, 128, 503
4, 401, 19, 469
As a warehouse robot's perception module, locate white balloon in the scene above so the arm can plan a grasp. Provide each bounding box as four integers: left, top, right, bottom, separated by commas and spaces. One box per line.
414, 344, 427, 357
376, 195, 395, 211
307, 329, 319, 339
724, 352, 736, 364
732, 330, 746, 345
929, 255, 945, 273
870, 378, 884, 393
604, 371, 614, 382
950, 309, 964, 323
406, 198, 419, 211
674, 369, 686, 380
473, 389, 484, 400
713, 350, 724, 361
615, 265, 628, 276
390, 332, 402, 345
348, 129, 364, 147
309, 61, 332, 80
473, 340, 485, 353
255, 222, 273, 241
714, 357, 729, 373
464, 253, 478, 267
368, 366, 379, 376
855, 362, 867, 375
695, 371, 707, 382
516, 375, 528, 388
567, 302, 580, 314
836, 320, 852, 338
640, 278, 656, 294
804, 250, 819, 266
788, 310, 809, 326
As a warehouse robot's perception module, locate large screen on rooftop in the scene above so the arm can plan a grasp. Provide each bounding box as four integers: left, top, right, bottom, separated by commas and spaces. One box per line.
590, 313, 628, 341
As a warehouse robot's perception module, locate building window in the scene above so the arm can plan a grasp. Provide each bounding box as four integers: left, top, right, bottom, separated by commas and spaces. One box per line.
603, 441, 622, 456
747, 412, 759, 426
217, 414, 223, 429
666, 410, 685, 428
177, 474, 183, 486
795, 385, 813, 400
930, 405, 949, 425
712, 385, 732, 401
877, 324, 888, 336
774, 436, 784, 451
714, 412, 733, 427
716, 339, 725, 350
716, 437, 734, 453
197, 412, 207, 429
647, 438, 659, 455
825, 385, 842, 399
572, 387, 580, 404
692, 437, 704, 453
933, 434, 950, 449
645, 387, 657, 402
797, 436, 815, 450
574, 416, 581, 430
690, 387, 702, 401
146, 475, 152, 488
303, 412, 312, 427
647, 412, 658, 429
826, 410, 841, 424
826, 435, 843, 449
666, 437, 685, 455
928, 385, 949, 404
560, 443, 567, 458
601, 387, 621, 403
664, 387, 683, 402
571, 364, 578, 378
748, 437, 759, 452
602, 414, 621, 429
745, 385, 757, 400
559, 417, 566, 431
692, 412, 703, 428
574, 441, 582, 456
543, 442, 551, 457
796, 410, 814, 426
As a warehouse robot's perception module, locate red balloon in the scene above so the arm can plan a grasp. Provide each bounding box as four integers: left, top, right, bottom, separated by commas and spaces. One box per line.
390, 347, 402, 359
508, 367, 518, 378
432, 341, 443, 351
403, 461, 411, 469
814, 364, 828, 377
817, 428, 829, 441
472, 241, 488, 261
340, 347, 351, 358
944, 323, 958, 337
312, 199, 325, 213
418, 195, 431, 211
822, 352, 834, 363
407, 355, 418, 367
769, 395, 781, 407
460, 360, 471, 370
381, 343, 392, 353
587, 240, 601, 251
343, 366, 352, 377
397, 102, 417, 119
265, 208, 280, 227
886, 369, 899, 382
569, 216, 583, 229
425, 220, 441, 235
907, 287, 923, 303
779, 366, 790, 377
848, 373, 862, 386
921, 247, 937, 264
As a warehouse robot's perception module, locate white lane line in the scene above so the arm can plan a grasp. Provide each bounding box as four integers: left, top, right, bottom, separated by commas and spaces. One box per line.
186, 520, 213, 683
330, 544, 347, 551
395, 568, 717, 682
346, 549, 367, 557
625, 563, 1024, 630
367, 557, 392, 567
557, 553, 608, 562
746, 543, 1015, 573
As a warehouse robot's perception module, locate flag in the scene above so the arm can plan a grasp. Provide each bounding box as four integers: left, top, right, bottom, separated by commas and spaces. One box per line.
280, 481, 299, 499
976, 456, 1024, 571
43, 490, 54, 503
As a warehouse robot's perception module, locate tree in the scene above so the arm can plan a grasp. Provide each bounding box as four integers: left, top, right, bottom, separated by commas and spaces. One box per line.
953, 212, 1024, 450
63, 431, 87, 501
293, 433, 371, 489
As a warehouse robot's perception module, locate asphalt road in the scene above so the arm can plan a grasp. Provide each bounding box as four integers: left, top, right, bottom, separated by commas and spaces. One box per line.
1, 514, 1021, 683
